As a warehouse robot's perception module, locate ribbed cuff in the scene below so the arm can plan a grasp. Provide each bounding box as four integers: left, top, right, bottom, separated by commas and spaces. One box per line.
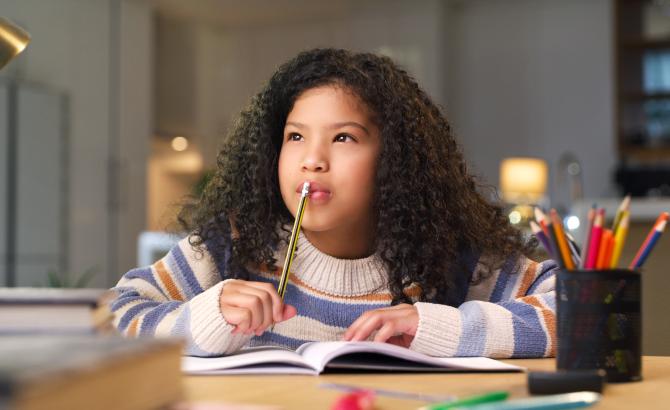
410, 302, 462, 357
188, 280, 250, 355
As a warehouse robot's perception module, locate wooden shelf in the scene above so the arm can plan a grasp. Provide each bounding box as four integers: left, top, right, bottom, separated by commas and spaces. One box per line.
620, 37, 670, 50
615, 0, 670, 162
620, 92, 670, 101
619, 144, 670, 161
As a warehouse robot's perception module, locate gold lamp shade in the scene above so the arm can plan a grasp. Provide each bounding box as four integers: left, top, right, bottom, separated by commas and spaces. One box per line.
0, 17, 30, 70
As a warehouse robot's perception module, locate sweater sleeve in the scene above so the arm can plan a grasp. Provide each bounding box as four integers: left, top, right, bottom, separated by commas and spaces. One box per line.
110, 237, 251, 356
409, 257, 557, 358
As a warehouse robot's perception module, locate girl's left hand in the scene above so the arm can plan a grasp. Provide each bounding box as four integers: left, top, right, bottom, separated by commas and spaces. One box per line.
342, 304, 419, 348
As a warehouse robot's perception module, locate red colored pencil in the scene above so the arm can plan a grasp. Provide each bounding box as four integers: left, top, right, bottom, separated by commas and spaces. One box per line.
585, 208, 605, 269
534, 207, 551, 238
579, 204, 597, 269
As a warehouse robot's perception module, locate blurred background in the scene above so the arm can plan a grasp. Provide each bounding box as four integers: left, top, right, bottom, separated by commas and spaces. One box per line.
0, 0, 668, 353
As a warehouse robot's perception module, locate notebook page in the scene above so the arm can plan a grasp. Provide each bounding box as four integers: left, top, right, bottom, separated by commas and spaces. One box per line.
296, 341, 523, 373
182, 346, 314, 374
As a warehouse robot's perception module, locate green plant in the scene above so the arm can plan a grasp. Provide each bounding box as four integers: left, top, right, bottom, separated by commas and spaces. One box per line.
44, 266, 98, 288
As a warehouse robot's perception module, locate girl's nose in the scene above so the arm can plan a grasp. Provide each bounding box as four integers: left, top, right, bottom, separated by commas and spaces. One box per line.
301, 147, 329, 173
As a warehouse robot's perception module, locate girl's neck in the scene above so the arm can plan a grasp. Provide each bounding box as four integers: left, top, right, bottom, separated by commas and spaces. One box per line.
301, 223, 376, 259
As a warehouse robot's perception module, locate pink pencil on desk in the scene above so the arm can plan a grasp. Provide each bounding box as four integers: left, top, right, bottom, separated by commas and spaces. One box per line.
585, 208, 605, 269
579, 204, 596, 269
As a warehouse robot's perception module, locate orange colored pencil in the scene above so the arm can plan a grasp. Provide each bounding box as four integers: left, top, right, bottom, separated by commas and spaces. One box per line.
597, 230, 614, 270
550, 209, 575, 270
604, 233, 616, 270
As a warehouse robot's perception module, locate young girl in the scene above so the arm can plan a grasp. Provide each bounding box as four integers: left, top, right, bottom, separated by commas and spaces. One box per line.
112, 48, 557, 358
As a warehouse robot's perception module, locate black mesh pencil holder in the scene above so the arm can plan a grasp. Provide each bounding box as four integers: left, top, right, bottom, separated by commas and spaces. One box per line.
556, 269, 642, 382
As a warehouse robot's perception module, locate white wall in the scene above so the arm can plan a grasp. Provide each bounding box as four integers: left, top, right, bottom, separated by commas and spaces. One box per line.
447, 0, 615, 208
155, 0, 450, 168
157, 0, 616, 212
0, 0, 152, 286
118, 0, 153, 279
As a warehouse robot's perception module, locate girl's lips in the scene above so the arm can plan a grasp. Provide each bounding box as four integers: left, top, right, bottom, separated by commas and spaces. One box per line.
294, 181, 331, 203
295, 181, 331, 195
309, 191, 331, 202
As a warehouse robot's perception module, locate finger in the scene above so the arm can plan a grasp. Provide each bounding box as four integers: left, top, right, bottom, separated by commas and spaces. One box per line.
222, 293, 264, 331
221, 305, 252, 334
373, 321, 397, 343
281, 304, 297, 321
343, 312, 374, 341
237, 287, 274, 333
246, 282, 284, 322
349, 314, 384, 342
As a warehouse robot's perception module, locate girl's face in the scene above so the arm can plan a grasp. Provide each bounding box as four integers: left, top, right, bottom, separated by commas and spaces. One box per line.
278, 85, 381, 258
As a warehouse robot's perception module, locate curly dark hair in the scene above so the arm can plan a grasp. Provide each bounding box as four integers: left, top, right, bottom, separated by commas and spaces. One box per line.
179, 48, 535, 305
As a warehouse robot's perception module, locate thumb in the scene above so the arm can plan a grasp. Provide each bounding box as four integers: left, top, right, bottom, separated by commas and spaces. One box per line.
280, 304, 297, 321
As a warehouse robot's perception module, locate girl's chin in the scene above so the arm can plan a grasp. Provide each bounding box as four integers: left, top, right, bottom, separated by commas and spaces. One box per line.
298, 218, 337, 235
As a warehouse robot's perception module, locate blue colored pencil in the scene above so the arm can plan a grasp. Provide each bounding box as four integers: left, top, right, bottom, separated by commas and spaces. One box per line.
629, 218, 667, 269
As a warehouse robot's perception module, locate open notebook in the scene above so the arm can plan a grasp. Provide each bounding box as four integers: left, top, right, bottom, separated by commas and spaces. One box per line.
183, 341, 523, 375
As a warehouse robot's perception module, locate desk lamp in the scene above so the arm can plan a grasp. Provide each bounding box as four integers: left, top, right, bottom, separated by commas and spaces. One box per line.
0, 17, 30, 70
500, 157, 548, 226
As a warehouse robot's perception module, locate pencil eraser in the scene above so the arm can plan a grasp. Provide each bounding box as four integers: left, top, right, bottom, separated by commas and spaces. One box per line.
528, 370, 606, 395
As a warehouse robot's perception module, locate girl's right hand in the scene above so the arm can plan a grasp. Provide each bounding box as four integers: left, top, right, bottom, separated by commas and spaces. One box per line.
219, 279, 297, 336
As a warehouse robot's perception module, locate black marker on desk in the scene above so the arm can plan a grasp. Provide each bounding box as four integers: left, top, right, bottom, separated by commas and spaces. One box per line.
528, 370, 606, 395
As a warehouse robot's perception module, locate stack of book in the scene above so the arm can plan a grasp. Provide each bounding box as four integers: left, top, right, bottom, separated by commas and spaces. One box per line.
0, 336, 183, 410
0, 287, 116, 335
0, 287, 184, 409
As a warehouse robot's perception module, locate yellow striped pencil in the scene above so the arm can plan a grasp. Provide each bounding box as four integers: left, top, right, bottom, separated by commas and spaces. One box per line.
610, 210, 629, 268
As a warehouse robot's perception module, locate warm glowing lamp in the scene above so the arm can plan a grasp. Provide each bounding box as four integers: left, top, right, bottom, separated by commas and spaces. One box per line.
0, 17, 31, 71
500, 157, 548, 225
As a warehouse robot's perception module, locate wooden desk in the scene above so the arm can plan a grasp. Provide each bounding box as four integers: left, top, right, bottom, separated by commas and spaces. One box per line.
183, 356, 669, 409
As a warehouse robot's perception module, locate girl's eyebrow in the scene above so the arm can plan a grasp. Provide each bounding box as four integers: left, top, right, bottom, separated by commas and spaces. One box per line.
285, 121, 370, 136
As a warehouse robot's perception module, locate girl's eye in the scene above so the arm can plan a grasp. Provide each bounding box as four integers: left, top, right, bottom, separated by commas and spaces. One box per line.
287, 133, 303, 142
334, 133, 355, 143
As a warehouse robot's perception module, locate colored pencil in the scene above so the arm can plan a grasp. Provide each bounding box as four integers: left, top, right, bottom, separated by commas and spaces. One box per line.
579, 204, 597, 269
550, 209, 575, 270
585, 208, 605, 269
534, 207, 551, 238
565, 232, 582, 266
612, 195, 631, 233
629, 212, 669, 269
544, 218, 565, 269
610, 210, 629, 268
596, 229, 613, 269
530, 220, 553, 257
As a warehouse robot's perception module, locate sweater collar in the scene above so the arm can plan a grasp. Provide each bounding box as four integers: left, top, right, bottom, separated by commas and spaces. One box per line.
276, 232, 389, 297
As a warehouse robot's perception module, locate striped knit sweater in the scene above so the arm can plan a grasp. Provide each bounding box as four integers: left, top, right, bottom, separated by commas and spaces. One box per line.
112, 233, 557, 358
